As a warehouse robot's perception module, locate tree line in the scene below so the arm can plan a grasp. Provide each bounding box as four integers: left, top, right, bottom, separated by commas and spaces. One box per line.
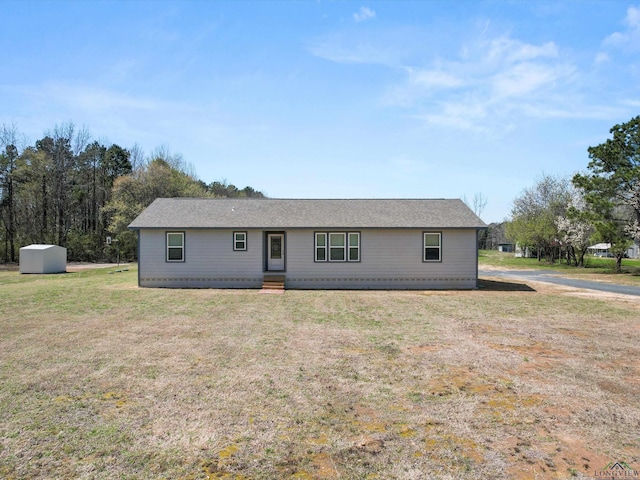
506, 115, 640, 272
0, 123, 264, 263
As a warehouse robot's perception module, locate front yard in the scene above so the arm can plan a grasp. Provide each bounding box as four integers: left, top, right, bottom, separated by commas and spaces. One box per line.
0, 266, 638, 479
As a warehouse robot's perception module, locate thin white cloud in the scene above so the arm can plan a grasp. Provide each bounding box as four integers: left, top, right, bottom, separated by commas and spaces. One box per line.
308, 30, 408, 66
418, 100, 491, 133
308, 25, 434, 67
353, 6, 376, 23
313, 27, 573, 126
491, 62, 575, 100
485, 37, 559, 64
381, 34, 579, 130
519, 102, 624, 120
406, 68, 464, 89
0, 82, 162, 113
625, 5, 640, 28
603, 5, 640, 50
0, 81, 233, 153
47, 84, 160, 111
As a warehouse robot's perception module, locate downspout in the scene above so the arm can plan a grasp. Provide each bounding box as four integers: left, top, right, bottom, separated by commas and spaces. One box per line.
475, 228, 480, 289
137, 230, 141, 287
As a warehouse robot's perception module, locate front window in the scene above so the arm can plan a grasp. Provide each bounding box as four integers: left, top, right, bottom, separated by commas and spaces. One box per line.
315, 232, 360, 262
234, 231, 247, 251
167, 232, 184, 262
424, 232, 441, 262
329, 233, 346, 261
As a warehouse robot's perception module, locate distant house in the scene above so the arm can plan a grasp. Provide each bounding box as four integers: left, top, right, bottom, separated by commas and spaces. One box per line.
498, 243, 514, 253
588, 242, 640, 259
19, 244, 67, 274
514, 243, 532, 258
128, 198, 486, 290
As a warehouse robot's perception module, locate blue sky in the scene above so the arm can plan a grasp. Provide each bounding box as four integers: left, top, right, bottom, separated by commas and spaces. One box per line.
2, 1, 640, 223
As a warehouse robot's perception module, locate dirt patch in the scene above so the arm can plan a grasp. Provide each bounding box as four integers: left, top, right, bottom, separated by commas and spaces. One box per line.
66, 262, 132, 272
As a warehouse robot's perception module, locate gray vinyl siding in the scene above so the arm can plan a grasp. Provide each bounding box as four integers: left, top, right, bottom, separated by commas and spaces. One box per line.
137, 228, 478, 289
138, 229, 264, 288
285, 229, 477, 289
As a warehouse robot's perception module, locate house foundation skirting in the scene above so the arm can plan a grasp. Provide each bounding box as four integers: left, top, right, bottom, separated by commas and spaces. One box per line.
138, 276, 477, 289
139, 277, 262, 288
285, 277, 477, 290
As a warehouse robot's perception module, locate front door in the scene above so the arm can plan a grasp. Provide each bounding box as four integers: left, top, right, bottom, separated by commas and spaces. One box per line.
267, 233, 285, 271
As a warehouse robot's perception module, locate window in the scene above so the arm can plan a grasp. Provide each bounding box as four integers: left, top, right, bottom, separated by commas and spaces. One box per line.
423, 232, 441, 262
233, 231, 247, 251
315, 233, 327, 261
166, 232, 184, 262
315, 232, 360, 262
348, 232, 360, 262
329, 233, 346, 261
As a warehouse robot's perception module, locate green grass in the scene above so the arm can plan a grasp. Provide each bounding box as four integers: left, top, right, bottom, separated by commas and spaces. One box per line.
1, 266, 639, 479
479, 249, 640, 283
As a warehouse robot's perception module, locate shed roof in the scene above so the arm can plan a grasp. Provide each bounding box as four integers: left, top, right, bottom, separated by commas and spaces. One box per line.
128, 198, 486, 230
20, 244, 64, 251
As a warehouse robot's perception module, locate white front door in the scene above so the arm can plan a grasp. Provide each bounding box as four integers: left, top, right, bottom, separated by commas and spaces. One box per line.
267, 234, 285, 271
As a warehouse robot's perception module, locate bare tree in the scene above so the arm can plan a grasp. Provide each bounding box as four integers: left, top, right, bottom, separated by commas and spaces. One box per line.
73, 125, 91, 156
462, 192, 488, 217
472, 192, 488, 218
129, 143, 145, 172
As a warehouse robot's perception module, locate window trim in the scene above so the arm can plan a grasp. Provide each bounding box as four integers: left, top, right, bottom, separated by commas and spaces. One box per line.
166, 231, 185, 262
314, 231, 361, 263
423, 231, 442, 263
233, 231, 247, 251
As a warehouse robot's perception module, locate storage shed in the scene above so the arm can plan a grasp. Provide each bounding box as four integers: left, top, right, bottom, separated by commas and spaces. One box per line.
19, 244, 67, 274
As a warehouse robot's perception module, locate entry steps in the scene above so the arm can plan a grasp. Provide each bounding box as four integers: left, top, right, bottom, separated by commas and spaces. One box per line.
262, 274, 285, 290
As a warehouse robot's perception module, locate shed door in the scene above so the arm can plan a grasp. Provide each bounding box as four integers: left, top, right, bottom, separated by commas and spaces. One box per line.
267, 234, 285, 271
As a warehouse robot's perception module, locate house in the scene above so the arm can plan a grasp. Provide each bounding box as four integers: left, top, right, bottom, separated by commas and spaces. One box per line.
19, 244, 67, 274
128, 198, 486, 290
588, 242, 640, 259
498, 243, 514, 253
514, 243, 533, 258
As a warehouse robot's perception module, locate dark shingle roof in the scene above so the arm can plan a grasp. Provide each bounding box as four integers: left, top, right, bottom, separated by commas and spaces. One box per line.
128, 198, 486, 230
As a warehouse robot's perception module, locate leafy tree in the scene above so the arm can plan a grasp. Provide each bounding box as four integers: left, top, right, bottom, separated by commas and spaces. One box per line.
0, 124, 23, 262
482, 222, 508, 250
13, 146, 54, 245
506, 174, 571, 262
102, 158, 208, 260
209, 181, 265, 198
573, 115, 640, 272
0, 145, 19, 262
0, 122, 264, 263
35, 131, 74, 246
